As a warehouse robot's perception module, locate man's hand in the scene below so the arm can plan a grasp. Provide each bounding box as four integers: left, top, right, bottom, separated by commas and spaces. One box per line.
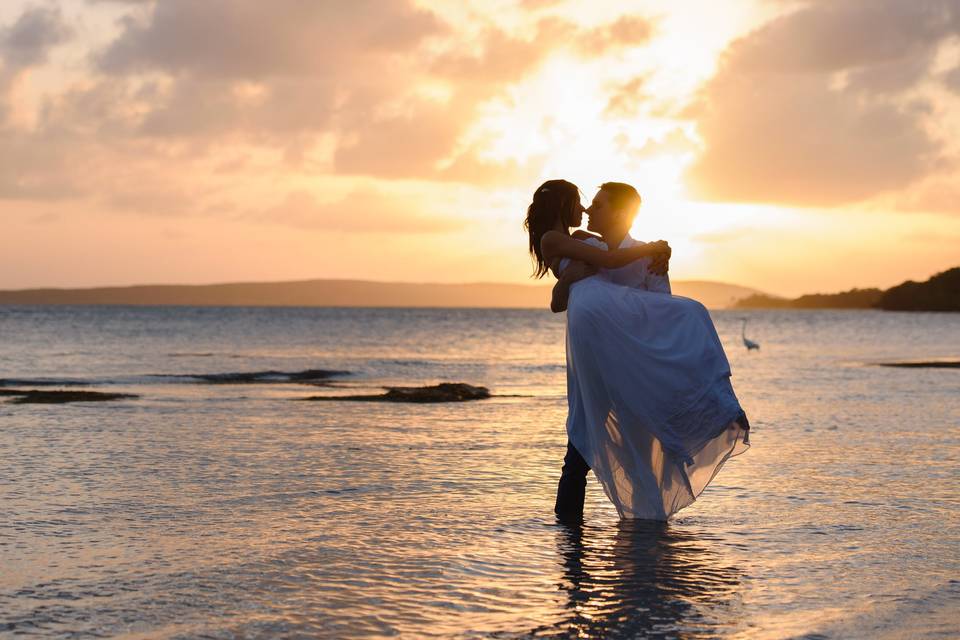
648, 240, 671, 276
551, 260, 597, 313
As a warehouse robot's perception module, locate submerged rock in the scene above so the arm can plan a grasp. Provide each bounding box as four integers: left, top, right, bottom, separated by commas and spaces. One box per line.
303, 382, 491, 403
287, 369, 351, 383
0, 378, 89, 387
154, 369, 350, 385
877, 361, 960, 369
0, 389, 139, 404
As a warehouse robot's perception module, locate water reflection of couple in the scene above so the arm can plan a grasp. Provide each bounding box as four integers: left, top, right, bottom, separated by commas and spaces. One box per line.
524, 180, 750, 521
553, 520, 743, 638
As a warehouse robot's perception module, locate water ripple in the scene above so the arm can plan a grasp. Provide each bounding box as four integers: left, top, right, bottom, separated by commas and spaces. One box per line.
1, 307, 958, 638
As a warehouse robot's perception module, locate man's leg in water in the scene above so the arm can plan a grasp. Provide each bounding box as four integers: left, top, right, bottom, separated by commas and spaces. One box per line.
555, 441, 590, 518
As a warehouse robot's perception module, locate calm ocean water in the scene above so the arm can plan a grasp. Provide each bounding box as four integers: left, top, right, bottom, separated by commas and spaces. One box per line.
1, 305, 958, 639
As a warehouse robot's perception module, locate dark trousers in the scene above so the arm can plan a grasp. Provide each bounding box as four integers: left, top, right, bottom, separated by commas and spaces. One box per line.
554, 441, 590, 518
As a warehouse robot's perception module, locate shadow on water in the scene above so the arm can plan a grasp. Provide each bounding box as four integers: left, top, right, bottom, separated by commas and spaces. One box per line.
529, 519, 743, 639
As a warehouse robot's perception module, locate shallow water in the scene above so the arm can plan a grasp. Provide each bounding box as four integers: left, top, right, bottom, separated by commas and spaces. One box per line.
1, 306, 958, 638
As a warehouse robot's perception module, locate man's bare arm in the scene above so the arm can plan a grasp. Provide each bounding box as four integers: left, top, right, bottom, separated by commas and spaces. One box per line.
551, 261, 597, 313
571, 230, 601, 241
542, 231, 669, 270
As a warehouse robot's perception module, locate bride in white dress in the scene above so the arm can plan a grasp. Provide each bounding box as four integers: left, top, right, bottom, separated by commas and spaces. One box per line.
526, 179, 750, 520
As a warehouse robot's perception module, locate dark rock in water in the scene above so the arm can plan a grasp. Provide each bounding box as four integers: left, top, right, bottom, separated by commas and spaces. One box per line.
303, 383, 491, 403
1, 389, 139, 404
877, 361, 960, 369
287, 369, 351, 382
154, 369, 350, 385
381, 383, 491, 402
0, 378, 90, 387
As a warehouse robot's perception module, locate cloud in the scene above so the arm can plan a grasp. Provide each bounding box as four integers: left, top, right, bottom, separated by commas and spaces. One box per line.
685, 0, 959, 207
520, 0, 564, 9
255, 188, 465, 233
895, 177, 960, 216
436, 149, 545, 187
104, 182, 199, 216
89, 0, 448, 152
431, 18, 575, 85
336, 13, 653, 180
0, 6, 71, 70
720, 1, 954, 73
578, 15, 654, 55
605, 76, 650, 117
1, 1, 662, 200
0, 130, 84, 200
621, 128, 697, 160
430, 13, 652, 82
332, 101, 463, 178
0, 6, 71, 124
332, 99, 546, 185
97, 0, 443, 78
945, 65, 960, 93
84, 1, 580, 183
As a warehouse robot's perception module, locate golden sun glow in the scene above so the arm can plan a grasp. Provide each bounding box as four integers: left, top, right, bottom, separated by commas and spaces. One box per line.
1, 0, 959, 297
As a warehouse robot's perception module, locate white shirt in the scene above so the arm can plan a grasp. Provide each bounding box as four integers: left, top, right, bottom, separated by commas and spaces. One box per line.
591, 233, 672, 294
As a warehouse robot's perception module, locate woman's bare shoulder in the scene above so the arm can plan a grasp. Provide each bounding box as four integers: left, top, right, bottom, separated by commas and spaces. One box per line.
540, 229, 567, 249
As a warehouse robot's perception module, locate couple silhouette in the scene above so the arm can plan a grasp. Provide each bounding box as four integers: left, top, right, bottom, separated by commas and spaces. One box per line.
524, 180, 750, 521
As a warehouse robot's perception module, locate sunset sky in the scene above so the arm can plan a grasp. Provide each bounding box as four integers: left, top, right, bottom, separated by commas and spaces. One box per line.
1, 0, 959, 296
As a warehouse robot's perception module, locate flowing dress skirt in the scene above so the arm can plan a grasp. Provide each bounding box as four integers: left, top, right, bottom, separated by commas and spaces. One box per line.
565, 277, 749, 520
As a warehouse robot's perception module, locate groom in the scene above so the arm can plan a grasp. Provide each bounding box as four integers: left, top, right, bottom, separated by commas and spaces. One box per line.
551, 182, 671, 519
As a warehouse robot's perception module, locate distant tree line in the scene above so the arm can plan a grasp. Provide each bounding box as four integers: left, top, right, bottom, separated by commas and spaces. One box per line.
735, 267, 960, 311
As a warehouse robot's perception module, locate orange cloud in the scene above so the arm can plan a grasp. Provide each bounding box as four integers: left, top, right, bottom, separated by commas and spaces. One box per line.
3, 1, 956, 293
685, 0, 957, 207
604, 76, 650, 117
578, 15, 654, 55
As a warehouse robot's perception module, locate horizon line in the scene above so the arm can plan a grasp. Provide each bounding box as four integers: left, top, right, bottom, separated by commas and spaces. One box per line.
0, 276, 756, 293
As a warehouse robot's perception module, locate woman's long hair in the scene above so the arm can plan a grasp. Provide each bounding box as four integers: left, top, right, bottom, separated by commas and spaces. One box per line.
524, 179, 580, 278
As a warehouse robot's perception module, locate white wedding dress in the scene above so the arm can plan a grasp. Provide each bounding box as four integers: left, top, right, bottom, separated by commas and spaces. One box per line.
561, 238, 749, 520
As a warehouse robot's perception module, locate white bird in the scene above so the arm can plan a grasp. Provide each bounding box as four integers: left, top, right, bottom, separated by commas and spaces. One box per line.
740, 318, 760, 351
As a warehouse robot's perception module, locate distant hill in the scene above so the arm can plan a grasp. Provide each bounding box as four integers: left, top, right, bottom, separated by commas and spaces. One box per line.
0, 278, 763, 309
736, 288, 884, 310
672, 281, 764, 309
735, 267, 960, 311
878, 267, 960, 311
